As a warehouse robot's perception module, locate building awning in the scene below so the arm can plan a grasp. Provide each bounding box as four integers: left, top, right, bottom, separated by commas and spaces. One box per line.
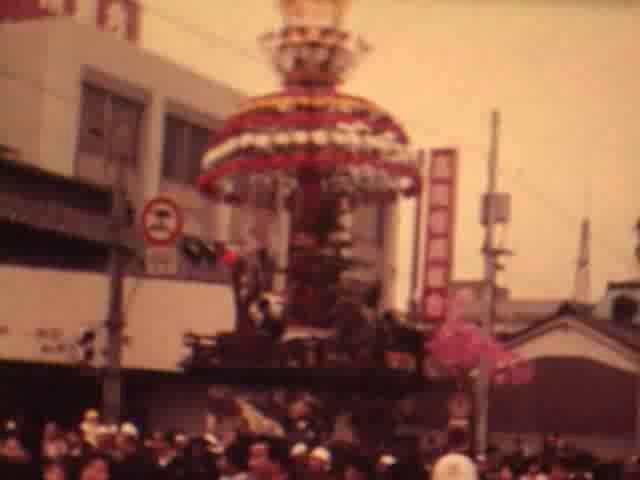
0, 150, 137, 250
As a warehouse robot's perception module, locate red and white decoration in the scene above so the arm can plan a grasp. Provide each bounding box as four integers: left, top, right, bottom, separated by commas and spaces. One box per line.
198, 1, 421, 205
198, 91, 421, 201
421, 149, 458, 322
1, 0, 75, 19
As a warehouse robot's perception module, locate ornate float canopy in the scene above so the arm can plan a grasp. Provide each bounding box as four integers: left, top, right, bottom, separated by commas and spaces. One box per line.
197, 0, 421, 203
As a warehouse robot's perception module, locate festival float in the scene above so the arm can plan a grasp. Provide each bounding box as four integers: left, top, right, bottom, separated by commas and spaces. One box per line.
182, 0, 425, 387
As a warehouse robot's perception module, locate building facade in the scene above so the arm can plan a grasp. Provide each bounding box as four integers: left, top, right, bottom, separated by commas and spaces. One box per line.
0, 14, 388, 371
0, 15, 246, 371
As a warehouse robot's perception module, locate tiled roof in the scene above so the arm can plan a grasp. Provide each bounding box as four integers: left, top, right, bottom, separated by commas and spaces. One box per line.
503, 301, 640, 352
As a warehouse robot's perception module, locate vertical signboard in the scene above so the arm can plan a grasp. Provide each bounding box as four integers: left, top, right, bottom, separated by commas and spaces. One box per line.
422, 148, 458, 322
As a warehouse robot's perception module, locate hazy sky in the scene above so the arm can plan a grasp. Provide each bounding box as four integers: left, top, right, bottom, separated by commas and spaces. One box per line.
138, 0, 639, 301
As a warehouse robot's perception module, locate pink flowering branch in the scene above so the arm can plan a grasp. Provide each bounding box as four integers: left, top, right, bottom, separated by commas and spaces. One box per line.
425, 289, 534, 386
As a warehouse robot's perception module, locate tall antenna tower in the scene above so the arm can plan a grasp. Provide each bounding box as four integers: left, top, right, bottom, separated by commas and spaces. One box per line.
574, 218, 591, 304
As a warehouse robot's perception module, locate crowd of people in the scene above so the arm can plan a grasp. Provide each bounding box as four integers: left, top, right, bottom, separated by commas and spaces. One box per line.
1, 387, 636, 480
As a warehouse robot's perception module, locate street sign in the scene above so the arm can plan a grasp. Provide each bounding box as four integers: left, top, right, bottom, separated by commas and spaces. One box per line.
145, 246, 179, 276
141, 196, 184, 247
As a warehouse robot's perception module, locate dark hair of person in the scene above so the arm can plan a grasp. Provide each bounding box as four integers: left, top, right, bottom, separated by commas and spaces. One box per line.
41, 459, 67, 475
74, 453, 112, 480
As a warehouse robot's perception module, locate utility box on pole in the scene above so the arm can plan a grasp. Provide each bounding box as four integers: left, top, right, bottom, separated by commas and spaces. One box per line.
480, 192, 511, 226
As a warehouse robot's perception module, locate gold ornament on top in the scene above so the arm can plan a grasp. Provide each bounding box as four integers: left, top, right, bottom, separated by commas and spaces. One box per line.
278, 0, 351, 28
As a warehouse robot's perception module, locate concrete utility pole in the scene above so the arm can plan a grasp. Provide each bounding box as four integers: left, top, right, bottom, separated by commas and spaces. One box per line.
103, 124, 130, 425
475, 110, 500, 456
573, 218, 591, 304
410, 150, 428, 321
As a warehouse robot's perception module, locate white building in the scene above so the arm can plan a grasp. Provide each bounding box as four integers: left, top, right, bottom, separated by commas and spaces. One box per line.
0, 14, 245, 372
0, 11, 389, 373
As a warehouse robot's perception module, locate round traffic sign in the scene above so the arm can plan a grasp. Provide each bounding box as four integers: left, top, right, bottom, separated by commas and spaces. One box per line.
141, 196, 184, 246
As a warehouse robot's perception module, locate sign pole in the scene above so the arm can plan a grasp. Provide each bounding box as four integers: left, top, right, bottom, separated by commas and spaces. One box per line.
103, 124, 130, 426
475, 110, 500, 456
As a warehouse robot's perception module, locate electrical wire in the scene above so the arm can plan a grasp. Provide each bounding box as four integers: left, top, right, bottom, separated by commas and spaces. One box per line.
137, 0, 264, 64
3, 4, 634, 289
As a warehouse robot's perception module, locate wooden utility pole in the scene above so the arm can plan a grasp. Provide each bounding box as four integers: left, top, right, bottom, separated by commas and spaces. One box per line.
475, 110, 500, 455
103, 125, 129, 425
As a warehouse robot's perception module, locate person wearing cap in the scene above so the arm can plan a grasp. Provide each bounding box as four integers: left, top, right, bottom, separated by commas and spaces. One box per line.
151, 432, 181, 477
204, 432, 225, 455
549, 461, 571, 480
111, 422, 148, 479
289, 442, 308, 479
432, 452, 478, 480
217, 453, 250, 480
375, 453, 398, 475
42, 421, 68, 461
113, 422, 139, 459
80, 410, 101, 449
0, 431, 32, 479
174, 431, 189, 451
41, 459, 67, 480
306, 445, 334, 479
342, 454, 373, 480
497, 464, 515, 480
247, 437, 291, 480
520, 459, 548, 480
65, 430, 87, 458
475, 454, 492, 480
95, 424, 118, 456
76, 454, 111, 480
216, 437, 250, 480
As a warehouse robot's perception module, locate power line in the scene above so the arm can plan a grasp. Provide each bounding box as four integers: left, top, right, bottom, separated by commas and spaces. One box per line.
138, 1, 264, 64
3, 62, 630, 275
3, 3, 633, 277
402, 123, 631, 268
497, 166, 631, 265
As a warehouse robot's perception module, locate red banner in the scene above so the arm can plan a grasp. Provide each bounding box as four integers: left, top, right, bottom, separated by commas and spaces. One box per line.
0, 0, 139, 44
96, 0, 141, 44
422, 149, 458, 322
1, 0, 76, 21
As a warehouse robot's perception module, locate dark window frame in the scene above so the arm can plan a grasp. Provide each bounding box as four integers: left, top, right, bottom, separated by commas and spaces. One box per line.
161, 114, 212, 185
77, 81, 144, 167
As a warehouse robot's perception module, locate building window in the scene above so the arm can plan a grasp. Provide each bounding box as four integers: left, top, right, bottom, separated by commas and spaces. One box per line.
78, 82, 143, 165
162, 114, 211, 184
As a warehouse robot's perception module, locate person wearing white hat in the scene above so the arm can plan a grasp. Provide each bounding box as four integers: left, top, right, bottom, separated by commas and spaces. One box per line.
431, 453, 478, 480
204, 432, 225, 455
290, 442, 309, 478
306, 446, 333, 478
376, 453, 398, 474
115, 422, 139, 459
120, 422, 139, 439
80, 409, 100, 448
